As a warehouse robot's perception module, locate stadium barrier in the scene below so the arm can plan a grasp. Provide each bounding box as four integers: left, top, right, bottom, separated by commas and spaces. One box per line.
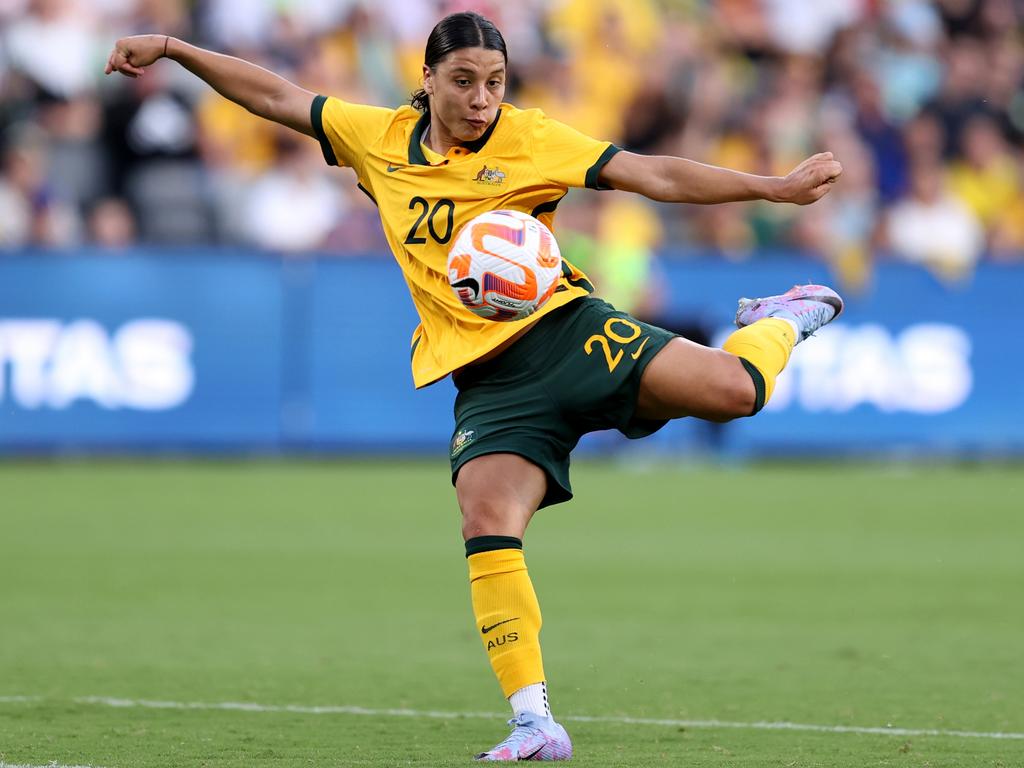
0, 249, 1018, 456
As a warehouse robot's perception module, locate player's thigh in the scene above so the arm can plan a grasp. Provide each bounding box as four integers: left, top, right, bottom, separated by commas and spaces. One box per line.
456, 453, 548, 540
634, 336, 754, 422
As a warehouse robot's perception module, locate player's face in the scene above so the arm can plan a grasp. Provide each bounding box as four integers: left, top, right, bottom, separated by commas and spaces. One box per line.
423, 47, 506, 144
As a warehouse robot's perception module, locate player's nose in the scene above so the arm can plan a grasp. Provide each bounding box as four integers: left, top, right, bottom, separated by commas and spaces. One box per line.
469, 84, 488, 109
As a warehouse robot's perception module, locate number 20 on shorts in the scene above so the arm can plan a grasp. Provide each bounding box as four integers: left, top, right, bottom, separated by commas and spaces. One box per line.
584, 317, 647, 374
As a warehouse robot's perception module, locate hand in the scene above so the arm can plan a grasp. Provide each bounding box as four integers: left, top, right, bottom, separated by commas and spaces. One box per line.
104, 34, 169, 78
775, 152, 843, 205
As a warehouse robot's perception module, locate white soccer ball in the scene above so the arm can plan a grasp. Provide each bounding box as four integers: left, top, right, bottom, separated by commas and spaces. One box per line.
447, 210, 563, 322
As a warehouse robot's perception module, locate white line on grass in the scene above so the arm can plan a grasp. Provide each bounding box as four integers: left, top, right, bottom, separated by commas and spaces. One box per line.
64, 695, 1024, 741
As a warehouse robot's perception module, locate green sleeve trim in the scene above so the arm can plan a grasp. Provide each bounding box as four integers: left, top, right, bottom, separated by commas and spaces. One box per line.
531, 192, 566, 219
560, 260, 594, 294
410, 334, 421, 360
585, 144, 621, 190
739, 358, 767, 415
356, 182, 377, 207
310, 95, 338, 166
465, 536, 523, 557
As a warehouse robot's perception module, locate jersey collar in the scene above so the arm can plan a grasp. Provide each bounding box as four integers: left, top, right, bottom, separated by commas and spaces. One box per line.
408, 108, 502, 166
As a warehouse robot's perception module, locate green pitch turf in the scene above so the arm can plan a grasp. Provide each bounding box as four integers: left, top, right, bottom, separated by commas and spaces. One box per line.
1, 459, 1022, 767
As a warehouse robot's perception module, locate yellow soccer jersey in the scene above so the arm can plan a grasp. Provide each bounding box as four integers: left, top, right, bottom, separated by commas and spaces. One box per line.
311, 96, 620, 388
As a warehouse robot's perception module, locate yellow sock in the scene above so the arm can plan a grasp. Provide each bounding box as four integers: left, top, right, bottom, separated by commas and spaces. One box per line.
466, 538, 544, 698
722, 317, 796, 414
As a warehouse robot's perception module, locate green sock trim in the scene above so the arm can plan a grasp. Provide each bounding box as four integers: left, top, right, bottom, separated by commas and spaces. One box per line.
465, 536, 523, 557
739, 358, 767, 416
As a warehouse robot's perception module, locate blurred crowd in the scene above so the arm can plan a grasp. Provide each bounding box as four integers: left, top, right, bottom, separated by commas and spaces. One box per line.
1, 0, 1023, 292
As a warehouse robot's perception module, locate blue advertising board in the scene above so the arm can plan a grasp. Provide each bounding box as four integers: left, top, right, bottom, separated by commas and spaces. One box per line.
302, 259, 454, 451
0, 250, 1020, 455
644, 258, 1021, 456
0, 251, 284, 447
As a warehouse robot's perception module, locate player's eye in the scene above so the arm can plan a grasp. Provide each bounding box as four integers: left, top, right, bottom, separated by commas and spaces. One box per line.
488, 80, 502, 88
456, 79, 471, 86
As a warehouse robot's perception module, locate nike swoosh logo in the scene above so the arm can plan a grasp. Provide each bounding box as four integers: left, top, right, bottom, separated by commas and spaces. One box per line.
630, 336, 650, 360
386, 164, 401, 172
481, 618, 518, 634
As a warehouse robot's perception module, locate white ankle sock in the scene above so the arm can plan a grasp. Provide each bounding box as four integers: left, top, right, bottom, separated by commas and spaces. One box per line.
774, 314, 801, 342
509, 682, 550, 717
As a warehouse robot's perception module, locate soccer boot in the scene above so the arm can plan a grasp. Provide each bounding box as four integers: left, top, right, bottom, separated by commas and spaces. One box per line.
735, 283, 844, 343
475, 711, 573, 761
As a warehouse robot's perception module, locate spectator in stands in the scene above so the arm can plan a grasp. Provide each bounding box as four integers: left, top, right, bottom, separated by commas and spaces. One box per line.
241, 132, 347, 253
924, 35, 994, 159
884, 158, 984, 279
947, 113, 1021, 237
0, 0, 1021, 266
87, 196, 136, 249
0, 125, 80, 246
101, 57, 214, 244
4, 0, 100, 102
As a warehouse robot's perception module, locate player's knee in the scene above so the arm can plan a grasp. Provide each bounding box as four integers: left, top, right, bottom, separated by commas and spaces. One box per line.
715, 366, 757, 422
460, 494, 527, 539
456, 454, 543, 539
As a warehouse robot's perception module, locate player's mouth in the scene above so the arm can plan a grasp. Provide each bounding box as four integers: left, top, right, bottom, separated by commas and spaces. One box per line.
466, 117, 488, 130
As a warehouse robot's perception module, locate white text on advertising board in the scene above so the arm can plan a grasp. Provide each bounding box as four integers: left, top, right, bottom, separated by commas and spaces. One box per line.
767, 323, 972, 413
713, 323, 972, 414
0, 319, 194, 410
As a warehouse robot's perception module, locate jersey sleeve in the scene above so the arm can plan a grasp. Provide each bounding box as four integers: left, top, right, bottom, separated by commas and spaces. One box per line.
310, 95, 394, 173
531, 112, 621, 190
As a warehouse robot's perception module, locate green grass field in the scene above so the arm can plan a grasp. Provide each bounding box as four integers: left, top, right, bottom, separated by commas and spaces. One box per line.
1, 459, 1022, 767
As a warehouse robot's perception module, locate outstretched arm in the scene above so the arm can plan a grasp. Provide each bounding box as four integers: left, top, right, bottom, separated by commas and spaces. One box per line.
105, 35, 316, 137
598, 150, 842, 205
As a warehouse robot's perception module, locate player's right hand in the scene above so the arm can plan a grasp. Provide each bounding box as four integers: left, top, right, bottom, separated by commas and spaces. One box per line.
105, 35, 168, 78
776, 152, 843, 205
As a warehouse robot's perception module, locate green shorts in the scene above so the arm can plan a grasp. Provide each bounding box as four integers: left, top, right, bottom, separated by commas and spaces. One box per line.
450, 297, 678, 508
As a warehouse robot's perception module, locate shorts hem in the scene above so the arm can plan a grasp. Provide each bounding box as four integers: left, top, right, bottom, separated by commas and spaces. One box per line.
451, 447, 573, 509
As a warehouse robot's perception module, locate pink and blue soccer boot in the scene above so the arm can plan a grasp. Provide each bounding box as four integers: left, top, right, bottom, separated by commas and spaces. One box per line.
735, 284, 844, 343
475, 712, 573, 761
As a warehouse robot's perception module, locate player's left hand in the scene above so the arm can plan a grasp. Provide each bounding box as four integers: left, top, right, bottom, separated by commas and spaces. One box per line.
776, 152, 843, 205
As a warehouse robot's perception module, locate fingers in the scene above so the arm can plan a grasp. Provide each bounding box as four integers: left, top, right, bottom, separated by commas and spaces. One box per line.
800, 153, 839, 170
805, 159, 842, 183
104, 48, 145, 77
791, 154, 841, 188
802, 152, 834, 165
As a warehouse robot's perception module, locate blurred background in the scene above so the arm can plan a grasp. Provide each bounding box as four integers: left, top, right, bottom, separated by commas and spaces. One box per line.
1, 0, 1021, 457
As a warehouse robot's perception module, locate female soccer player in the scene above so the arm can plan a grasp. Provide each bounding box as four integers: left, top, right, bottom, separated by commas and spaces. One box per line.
107, 12, 843, 761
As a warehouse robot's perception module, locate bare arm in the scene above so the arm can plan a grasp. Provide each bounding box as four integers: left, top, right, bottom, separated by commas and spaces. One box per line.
598, 150, 843, 205
105, 35, 316, 137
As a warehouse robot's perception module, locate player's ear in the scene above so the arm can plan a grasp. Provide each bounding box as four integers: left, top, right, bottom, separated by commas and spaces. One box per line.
422, 65, 433, 95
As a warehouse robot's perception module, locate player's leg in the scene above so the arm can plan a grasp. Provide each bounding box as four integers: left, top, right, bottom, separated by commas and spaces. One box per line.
457, 453, 572, 761
458, 452, 542, 540
636, 284, 843, 421
635, 337, 758, 421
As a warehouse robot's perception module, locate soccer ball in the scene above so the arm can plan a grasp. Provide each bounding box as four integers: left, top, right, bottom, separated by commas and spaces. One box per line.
447, 210, 563, 322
